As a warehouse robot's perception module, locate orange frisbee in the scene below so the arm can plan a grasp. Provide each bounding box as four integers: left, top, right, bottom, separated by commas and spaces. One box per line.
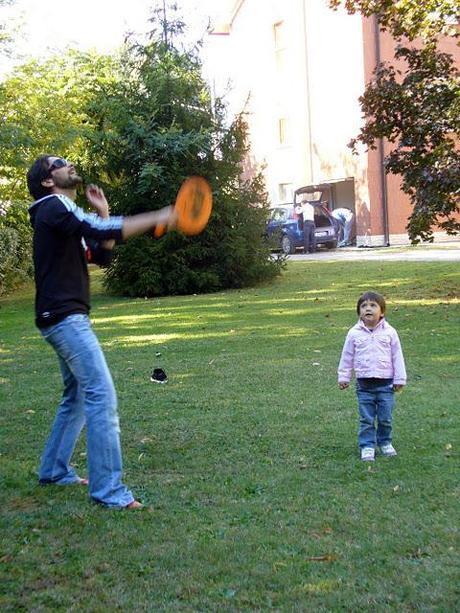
154, 176, 212, 238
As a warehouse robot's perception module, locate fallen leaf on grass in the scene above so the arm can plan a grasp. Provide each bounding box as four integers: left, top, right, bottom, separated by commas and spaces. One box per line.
305, 554, 337, 562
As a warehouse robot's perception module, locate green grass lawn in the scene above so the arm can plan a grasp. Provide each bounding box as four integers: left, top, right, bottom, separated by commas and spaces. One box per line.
1, 261, 458, 611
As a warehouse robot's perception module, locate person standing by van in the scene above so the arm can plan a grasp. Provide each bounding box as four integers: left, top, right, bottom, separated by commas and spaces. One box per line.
300, 196, 316, 253
332, 207, 354, 247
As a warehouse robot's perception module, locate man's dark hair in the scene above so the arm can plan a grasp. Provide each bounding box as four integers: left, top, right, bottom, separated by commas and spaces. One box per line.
356, 291, 386, 315
27, 155, 53, 200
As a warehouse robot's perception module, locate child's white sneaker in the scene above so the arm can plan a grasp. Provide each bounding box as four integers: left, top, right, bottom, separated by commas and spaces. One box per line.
361, 447, 375, 462
380, 443, 397, 457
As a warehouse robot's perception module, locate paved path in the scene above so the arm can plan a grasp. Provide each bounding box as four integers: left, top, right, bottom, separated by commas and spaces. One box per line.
287, 243, 460, 262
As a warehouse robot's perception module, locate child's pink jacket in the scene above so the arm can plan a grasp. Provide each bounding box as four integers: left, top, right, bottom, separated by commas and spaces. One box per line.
338, 318, 407, 385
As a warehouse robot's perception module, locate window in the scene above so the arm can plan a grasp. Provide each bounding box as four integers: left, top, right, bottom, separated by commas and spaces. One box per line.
275, 47, 287, 72
273, 21, 287, 74
271, 208, 288, 222
273, 21, 286, 49
278, 117, 289, 145
278, 183, 293, 202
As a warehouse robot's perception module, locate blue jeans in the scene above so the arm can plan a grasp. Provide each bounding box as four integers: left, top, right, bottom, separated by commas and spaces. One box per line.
356, 378, 395, 449
343, 218, 353, 244
39, 314, 134, 507
303, 220, 316, 253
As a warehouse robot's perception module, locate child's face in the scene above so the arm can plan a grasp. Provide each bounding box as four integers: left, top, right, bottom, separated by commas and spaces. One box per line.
359, 299, 383, 328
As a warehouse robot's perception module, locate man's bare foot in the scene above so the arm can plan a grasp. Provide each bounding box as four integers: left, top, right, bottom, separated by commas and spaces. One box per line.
125, 500, 143, 509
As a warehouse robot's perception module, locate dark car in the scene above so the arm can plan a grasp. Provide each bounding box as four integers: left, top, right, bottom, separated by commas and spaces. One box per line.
266, 185, 339, 254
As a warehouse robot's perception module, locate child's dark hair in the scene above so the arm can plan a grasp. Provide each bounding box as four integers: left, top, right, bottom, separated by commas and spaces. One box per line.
356, 291, 386, 315
27, 155, 53, 200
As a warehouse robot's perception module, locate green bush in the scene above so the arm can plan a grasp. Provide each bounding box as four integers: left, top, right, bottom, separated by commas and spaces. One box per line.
0, 226, 19, 293
104, 191, 282, 297
0, 200, 33, 295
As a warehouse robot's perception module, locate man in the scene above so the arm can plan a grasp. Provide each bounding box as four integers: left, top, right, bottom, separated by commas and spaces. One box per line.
27, 155, 176, 509
300, 196, 316, 254
331, 207, 354, 247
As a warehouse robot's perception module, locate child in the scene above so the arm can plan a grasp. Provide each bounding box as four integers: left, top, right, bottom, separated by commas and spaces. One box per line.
338, 291, 406, 462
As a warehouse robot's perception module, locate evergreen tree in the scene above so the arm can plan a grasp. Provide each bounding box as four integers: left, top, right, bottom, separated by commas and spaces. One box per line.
86, 4, 283, 296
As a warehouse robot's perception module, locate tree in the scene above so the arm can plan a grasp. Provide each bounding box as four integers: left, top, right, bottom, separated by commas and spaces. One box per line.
0, 50, 121, 293
329, 1, 459, 41
0, 51, 121, 203
329, 0, 460, 242
86, 4, 282, 296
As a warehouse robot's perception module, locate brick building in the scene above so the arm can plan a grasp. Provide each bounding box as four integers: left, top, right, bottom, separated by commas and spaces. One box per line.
203, 0, 459, 245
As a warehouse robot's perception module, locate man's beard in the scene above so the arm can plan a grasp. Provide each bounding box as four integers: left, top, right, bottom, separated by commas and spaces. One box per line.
53, 172, 83, 190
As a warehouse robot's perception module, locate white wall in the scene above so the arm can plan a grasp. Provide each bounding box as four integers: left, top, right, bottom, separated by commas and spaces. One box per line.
203, 0, 370, 209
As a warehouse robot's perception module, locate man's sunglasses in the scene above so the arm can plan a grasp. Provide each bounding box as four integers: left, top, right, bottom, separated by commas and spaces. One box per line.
48, 158, 69, 173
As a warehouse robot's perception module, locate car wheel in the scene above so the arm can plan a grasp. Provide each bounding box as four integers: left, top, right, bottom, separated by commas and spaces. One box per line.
326, 241, 337, 250
281, 234, 295, 255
